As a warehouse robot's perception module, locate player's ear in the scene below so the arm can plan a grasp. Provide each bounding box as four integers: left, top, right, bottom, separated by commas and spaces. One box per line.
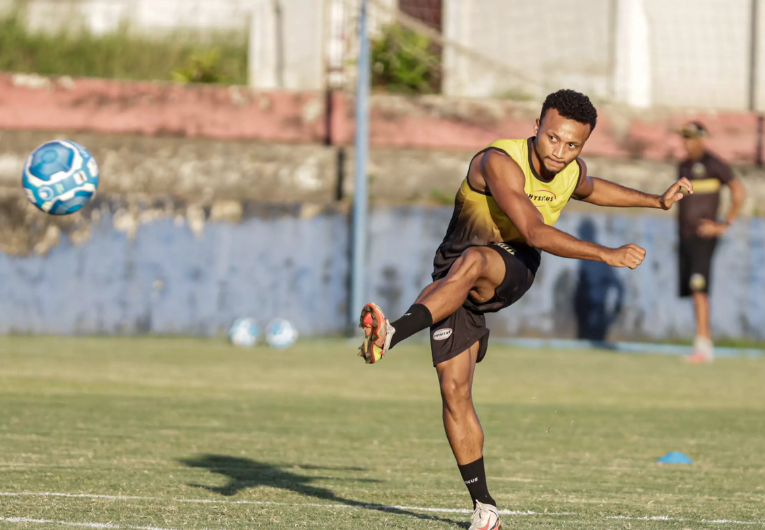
534, 119, 540, 136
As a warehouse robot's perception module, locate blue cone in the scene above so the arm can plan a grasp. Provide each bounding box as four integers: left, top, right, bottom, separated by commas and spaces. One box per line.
657, 451, 693, 464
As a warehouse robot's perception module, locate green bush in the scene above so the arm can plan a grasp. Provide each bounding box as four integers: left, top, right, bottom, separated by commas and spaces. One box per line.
371, 23, 440, 94
0, 13, 247, 84
172, 49, 230, 84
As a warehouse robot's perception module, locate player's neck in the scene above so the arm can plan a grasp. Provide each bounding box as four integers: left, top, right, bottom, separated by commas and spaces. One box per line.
687, 148, 706, 162
530, 138, 556, 182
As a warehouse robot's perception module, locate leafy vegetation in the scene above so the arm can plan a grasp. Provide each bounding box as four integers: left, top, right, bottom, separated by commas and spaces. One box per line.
371, 23, 440, 94
0, 12, 246, 84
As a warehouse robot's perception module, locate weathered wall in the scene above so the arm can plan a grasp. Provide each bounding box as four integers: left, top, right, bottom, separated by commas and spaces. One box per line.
2, 129, 764, 240
0, 204, 763, 341
1, 75, 763, 341
2, 73, 765, 163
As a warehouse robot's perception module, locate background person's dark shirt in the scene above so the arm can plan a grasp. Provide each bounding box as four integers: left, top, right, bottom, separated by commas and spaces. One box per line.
677, 151, 734, 239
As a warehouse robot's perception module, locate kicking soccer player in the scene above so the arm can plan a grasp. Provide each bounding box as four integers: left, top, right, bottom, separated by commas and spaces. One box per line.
357, 89, 694, 530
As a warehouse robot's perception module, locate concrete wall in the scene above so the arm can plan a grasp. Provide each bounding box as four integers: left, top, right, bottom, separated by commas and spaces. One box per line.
2, 130, 765, 260
12, 0, 765, 107
442, 0, 760, 110
18, 0, 327, 90
22, 0, 252, 34
443, 0, 613, 100
0, 204, 762, 341
4, 74, 765, 164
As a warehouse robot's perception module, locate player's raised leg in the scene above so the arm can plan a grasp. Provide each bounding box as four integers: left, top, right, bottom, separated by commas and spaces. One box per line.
358, 247, 506, 363
437, 340, 500, 529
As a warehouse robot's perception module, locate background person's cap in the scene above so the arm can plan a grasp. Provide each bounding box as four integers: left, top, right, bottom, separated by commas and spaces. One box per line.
679, 121, 708, 138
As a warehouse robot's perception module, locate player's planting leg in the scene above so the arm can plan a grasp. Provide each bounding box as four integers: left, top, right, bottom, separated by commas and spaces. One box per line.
358, 247, 504, 364
688, 292, 714, 363
437, 341, 500, 529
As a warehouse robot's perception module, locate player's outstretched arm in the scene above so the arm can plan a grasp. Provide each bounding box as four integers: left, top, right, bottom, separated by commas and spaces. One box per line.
573, 169, 693, 210
480, 150, 646, 269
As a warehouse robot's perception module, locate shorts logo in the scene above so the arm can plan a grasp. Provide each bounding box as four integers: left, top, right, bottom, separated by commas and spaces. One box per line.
495, 242, 515, 255
433, 328, 452, 341
528, 190, 557, 203
689, 273, 707, 292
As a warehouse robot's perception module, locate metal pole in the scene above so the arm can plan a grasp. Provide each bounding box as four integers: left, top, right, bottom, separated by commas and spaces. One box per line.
750, 0, 763, 166
350, 0, 370, 331
750, 0, 759, 112
608, 0, 619, 100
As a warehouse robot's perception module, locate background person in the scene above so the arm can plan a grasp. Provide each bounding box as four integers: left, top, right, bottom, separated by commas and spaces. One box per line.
677, 122, 745, 363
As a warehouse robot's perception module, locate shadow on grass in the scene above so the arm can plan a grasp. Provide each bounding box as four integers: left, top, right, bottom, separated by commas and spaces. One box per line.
179, 454, 469, 528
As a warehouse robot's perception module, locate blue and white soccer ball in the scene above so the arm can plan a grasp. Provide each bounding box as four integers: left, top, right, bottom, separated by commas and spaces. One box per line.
22, 140, 99, 215
265, 318, 298, 348
229, 318, 260, 347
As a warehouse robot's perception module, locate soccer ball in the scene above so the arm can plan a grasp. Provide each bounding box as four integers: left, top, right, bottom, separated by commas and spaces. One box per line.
265, 318, 298, 348
229, 318, 260, 347
22, 140, 99, 215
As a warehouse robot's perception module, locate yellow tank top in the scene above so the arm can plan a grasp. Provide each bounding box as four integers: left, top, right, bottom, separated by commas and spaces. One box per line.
432, 137, 583, 279
461, 137, 582, 243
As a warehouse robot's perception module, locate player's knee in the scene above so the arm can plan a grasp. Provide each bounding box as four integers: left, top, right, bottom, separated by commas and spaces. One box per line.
439, 376, 472, 407
451, 247, 487, 283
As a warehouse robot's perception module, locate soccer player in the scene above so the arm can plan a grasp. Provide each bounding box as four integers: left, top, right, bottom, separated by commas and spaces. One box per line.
357, 89, 693, 530
676, 122, 745, 363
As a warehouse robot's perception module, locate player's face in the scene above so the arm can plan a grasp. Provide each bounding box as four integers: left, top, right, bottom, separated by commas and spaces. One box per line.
533, 109, 592, 175
682, 136, 705, 159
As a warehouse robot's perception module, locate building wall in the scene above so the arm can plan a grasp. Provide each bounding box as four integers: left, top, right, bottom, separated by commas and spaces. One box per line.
3, 74, 765, 164
11, 0, 765, 108
441, 0, 762, 110
0, 205, 763, 341
442, 0, 613, 100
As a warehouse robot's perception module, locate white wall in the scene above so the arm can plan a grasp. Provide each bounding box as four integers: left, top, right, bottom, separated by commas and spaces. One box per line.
249, 0, 326, 90
644, 0, 750, 110
442, 0, 613, 100
19, 0, 326, 91
23, 0, 253, 34
12, 0, 765, 107
442, 0, 761, 111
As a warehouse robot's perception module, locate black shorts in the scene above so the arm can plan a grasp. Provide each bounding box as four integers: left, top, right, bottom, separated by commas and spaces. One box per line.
678, 237, 717, 297
430, 242, 539, 366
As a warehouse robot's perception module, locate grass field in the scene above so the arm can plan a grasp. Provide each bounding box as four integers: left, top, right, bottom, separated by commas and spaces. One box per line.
0, 337, 764, 529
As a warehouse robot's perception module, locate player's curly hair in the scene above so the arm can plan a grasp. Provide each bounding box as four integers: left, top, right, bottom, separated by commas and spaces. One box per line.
540, 89, 597, 130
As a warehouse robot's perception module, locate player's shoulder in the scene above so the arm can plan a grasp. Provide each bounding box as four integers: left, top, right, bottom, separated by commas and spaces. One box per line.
703, 150, 730, 168
485, 138, 526, 158
574, 156, 587, 181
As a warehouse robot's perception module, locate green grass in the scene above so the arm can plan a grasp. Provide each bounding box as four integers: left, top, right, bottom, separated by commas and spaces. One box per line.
0, 337, 764, 529
0, 14, 247, 84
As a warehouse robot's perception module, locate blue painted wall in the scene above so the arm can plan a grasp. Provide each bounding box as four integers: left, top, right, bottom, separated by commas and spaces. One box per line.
0, 207, 763, 340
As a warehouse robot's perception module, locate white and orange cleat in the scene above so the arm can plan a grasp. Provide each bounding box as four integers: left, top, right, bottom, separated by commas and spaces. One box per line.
685, 352, 713, 364
358, 303, 395, 364
469, 501, 501, 530
686, 336, 714, 364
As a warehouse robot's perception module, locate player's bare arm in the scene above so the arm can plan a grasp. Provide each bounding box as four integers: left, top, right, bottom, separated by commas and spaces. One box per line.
698, 177, 745, 237
572, 169, 694, 210
477, 149, 646, 269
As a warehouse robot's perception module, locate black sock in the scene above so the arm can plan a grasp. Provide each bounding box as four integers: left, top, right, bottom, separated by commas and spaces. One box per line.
458, 457, 496, 508
388, 304, 433, 349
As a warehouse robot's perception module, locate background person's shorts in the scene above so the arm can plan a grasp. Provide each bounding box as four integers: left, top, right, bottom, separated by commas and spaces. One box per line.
430, 242, 538, 366
678, 236, 717, 297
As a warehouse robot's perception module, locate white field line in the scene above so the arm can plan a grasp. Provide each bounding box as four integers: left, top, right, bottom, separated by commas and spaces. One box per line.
0, 491, 539, 515
0, 491, 763, 526
0, 516, 181, 530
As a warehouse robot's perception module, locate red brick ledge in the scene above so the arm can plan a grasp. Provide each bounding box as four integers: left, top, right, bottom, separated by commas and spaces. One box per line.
0, 73, 758, 163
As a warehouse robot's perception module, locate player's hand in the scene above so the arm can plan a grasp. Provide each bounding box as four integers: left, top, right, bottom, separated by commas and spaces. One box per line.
602, 244, 646, 269
659, 178, 693, 210
697, 219, 728, 238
